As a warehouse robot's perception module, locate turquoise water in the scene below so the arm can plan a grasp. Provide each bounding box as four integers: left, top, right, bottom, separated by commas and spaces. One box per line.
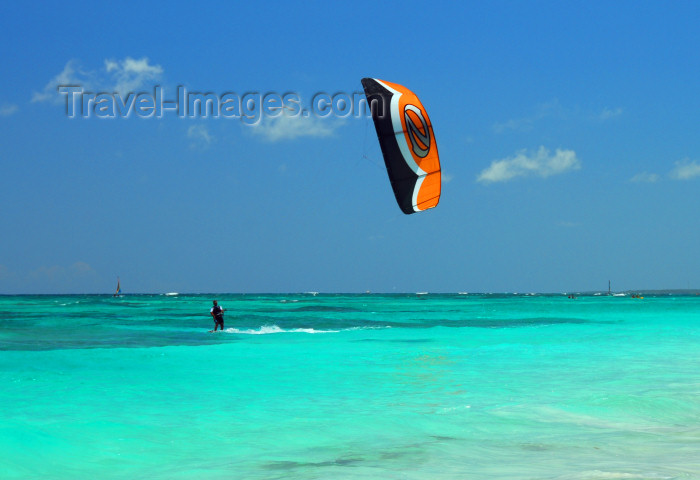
1, 293, 699, 479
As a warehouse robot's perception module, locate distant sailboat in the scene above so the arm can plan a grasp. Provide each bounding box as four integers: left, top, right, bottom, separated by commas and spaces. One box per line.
113, 277, 122, 297
609, 280, 626, 297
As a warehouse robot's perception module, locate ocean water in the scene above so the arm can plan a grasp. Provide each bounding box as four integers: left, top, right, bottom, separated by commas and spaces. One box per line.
1, 293, 699, 479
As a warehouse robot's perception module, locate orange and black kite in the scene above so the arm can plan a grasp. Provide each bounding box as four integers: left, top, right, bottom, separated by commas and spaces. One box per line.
361, 78, 441, 215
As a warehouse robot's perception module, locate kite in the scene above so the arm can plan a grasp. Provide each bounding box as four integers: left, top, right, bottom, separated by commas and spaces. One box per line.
361, 78, 441, 214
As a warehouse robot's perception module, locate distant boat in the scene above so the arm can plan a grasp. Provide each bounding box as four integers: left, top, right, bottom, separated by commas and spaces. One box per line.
164, 292, 179, 296
113, 277, 122, 297
608, 280, 626, 296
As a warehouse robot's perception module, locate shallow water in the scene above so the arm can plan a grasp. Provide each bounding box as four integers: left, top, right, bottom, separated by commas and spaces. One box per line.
2, 293, 699, 479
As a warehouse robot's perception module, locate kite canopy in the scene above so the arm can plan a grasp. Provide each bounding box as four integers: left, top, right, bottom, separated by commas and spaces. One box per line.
361, 78, 441, 214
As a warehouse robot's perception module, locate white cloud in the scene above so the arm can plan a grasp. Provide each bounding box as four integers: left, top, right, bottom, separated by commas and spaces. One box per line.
251, 113, 340, 141
630, 172, 660, 183
104, 57, 163, 94
668, 159, 700, 180
600, 107, 623, 120
494, 102, 624, 132
32, 60, 91, 103
187, 124, 214, 148
477, 146, 580, 184
0, 104, 19, 116
33, 57, 163, 103
493, 100, 563, 133
493, 117, 535, 133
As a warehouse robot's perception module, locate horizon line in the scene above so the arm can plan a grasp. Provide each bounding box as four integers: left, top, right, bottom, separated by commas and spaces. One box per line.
2, 289, 699, 296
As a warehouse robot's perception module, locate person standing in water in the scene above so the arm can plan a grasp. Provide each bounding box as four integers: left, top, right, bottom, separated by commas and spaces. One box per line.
210, 300, 225, 332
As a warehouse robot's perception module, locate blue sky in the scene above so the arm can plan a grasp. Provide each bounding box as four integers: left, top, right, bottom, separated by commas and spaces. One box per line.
1, 1, 698, 294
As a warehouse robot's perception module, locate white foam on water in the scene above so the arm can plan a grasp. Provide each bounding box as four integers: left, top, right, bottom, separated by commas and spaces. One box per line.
224, 325, 339, 335
221, 325, 391, 335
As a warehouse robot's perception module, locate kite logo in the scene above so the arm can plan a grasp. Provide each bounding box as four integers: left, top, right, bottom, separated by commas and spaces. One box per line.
403, 104, 431, 158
